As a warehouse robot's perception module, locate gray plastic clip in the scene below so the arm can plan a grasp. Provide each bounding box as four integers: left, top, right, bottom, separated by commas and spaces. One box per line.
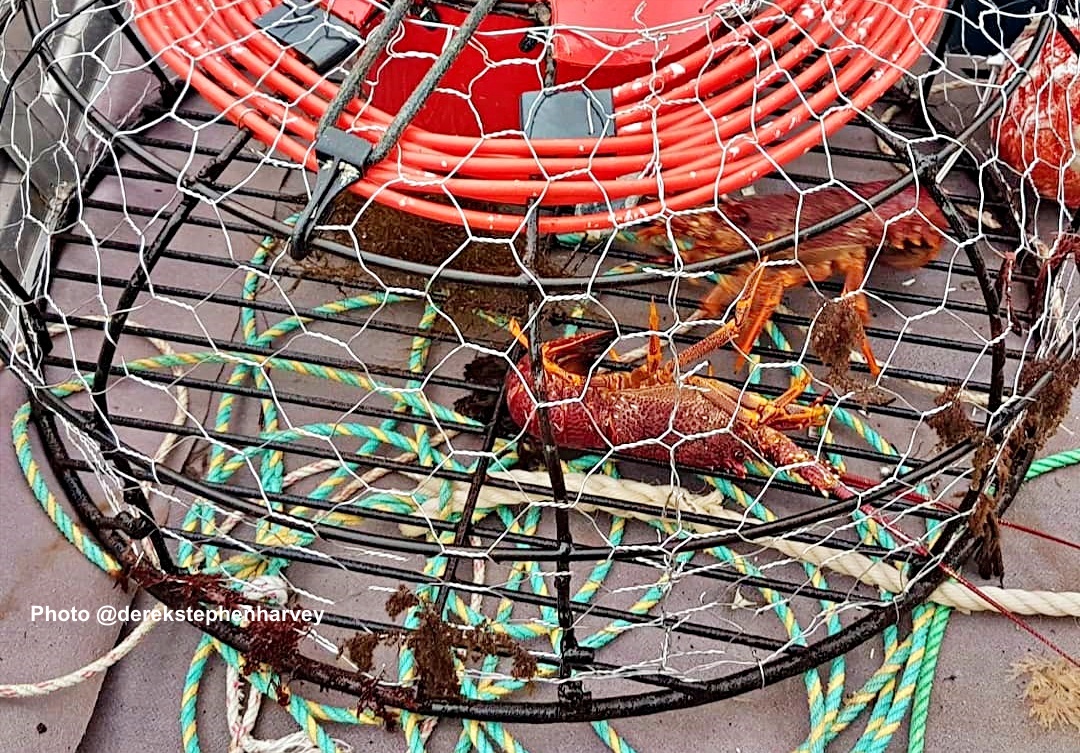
255, 1, 360, 72
520, 88, 616, 140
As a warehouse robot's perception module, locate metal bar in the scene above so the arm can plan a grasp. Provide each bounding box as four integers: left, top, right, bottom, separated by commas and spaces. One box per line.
51, 262, 1025, 349
431, 366, 514, 615
83, 165, 307, 203
54, 211, 1023, 285
547, 307, 1027, 366
154, 530, 813, 697
165, 533, 802, 652
41, 306, 500, 394
44, 353, 485, 434
162, 521, 918, 599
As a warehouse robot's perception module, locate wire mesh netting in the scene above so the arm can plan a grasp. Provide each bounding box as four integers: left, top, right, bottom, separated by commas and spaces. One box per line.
1, 0, 1079, 742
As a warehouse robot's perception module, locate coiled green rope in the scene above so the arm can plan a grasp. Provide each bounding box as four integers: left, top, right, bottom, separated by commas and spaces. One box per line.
1026, 449, 1080, 479
10, 247, 1079, 753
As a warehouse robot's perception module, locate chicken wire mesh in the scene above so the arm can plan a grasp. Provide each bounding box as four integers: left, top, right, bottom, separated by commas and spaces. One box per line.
1, 0, 1079, 734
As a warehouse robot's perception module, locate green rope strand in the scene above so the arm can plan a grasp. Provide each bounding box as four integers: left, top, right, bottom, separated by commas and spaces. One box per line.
180, 635, 217, 753
906, 605, 952, 753
1026, 449, 1080, 479
10, 401, 120, 575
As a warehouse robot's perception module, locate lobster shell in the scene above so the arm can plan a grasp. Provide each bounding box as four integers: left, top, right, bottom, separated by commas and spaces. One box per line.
992, 19, 1080, 208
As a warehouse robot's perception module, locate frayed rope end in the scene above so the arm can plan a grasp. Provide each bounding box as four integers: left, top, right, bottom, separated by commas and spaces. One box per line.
1012, 655, 1080, 733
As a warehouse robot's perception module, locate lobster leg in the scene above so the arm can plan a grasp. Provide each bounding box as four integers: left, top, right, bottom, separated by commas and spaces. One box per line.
730, 277, 785, 371
759, 371, 829, 429
692, 380, 848, 499
756, 424, 852, 500
675, 263, 768, 370
838, 256, 882, 377
646, 298, 664, 375
858, 330, 881, 378
736, 370, 829, 431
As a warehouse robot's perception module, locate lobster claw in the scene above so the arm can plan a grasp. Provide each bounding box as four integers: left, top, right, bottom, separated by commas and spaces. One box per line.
507, 318, 620, 377
543, 329, 621, 376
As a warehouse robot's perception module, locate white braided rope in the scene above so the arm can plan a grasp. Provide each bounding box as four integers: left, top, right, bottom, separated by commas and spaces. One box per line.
397, 469, 1080, 617
0, 604, 165, 698
224, 662, 355, 753
0, 320, 190, 698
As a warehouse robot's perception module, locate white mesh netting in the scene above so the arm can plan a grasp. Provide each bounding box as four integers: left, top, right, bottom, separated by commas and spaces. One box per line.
1, 0, 1078, 747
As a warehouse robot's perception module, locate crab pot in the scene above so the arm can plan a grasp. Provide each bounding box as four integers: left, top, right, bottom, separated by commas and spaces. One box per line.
1, 0, 1078, 728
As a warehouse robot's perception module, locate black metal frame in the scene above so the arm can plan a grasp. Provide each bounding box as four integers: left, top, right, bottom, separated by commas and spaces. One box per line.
1, 0, 1078, 723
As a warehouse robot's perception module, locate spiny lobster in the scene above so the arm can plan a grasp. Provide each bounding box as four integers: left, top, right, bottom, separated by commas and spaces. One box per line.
625, 180, 949, 376
504, 266, 854, 500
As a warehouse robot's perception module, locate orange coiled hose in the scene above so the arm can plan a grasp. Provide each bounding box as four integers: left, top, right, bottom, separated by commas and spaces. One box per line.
129, 0, 946, 232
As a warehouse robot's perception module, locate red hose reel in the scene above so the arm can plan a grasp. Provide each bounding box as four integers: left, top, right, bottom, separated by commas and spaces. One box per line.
130, 0, 947, 233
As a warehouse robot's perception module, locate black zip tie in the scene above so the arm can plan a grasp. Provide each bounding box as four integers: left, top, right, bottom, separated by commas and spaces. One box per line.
288, 128, 373, 260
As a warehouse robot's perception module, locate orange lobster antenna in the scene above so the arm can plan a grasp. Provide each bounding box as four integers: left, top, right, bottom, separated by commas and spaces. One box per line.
507, 318, 529, 350
644, 298, 665, 375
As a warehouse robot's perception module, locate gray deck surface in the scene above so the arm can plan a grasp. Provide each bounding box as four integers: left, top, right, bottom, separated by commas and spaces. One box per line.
1, 33, 1078, 753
